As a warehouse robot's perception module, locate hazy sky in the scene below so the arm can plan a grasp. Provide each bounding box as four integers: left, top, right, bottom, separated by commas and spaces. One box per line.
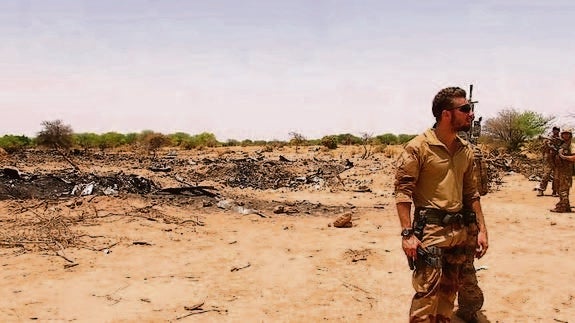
1, 0, 574, 141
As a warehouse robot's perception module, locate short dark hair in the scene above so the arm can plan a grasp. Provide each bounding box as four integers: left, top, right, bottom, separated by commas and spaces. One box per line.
552, 126, 560, 131
432, 87, 467, 119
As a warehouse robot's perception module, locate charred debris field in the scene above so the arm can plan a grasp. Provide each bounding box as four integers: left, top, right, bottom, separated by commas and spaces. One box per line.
0, 147, 533, 256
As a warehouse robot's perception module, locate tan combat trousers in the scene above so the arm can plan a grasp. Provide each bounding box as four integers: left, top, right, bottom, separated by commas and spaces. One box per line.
410, 224, 467, 323
456, 223, 484, 320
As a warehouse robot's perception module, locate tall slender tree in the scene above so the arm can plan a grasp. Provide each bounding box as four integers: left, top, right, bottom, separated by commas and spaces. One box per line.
36, 119, 74, 150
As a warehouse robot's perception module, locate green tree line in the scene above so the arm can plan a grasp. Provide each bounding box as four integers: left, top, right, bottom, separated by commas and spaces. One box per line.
0, 109, 557, 154
0, 120, 419, 154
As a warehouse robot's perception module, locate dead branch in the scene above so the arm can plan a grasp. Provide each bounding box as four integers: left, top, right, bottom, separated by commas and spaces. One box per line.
341, 281, 372, 295
97, 241, 119, 251
159, 186, 219, 198
55, 146, 81, 172
174, 303, 226, 320
184, 300, 205, 311
79, 241, 119, 252
0, 240, 53, 245
56, 250, 74, 263
132, 241, 152, 246
179, 218, 205, 226
230, 262, 251, 272
175, 310, 212, 320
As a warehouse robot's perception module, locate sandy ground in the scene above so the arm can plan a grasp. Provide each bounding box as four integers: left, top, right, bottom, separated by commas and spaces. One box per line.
1, 148, 574, 323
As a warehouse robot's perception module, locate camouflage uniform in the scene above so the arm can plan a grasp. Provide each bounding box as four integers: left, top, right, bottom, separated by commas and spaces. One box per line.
454, 155, 488, 321
538, 134, 561, 196
410, 222, 468, 323
553, 140, 575, 212
456, 222, 483, 322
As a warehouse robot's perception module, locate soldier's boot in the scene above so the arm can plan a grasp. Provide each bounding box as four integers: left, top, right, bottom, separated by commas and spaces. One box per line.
550, 207, 571, 213
536, 189, 544, 197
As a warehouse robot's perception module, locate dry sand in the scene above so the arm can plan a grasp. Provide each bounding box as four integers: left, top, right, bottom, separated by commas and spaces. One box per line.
1, 147, 574, 322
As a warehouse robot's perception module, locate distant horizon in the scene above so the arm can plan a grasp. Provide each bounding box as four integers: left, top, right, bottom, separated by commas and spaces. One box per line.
2, 1, 574, 141
2, 124, 421, 143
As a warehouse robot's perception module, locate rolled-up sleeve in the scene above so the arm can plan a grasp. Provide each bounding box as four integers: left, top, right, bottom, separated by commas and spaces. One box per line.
462, 153, 481, 206
394, 145, 420, 204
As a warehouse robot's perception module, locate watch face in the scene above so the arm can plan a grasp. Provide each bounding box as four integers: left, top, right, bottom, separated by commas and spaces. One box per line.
401, 229, 412, 237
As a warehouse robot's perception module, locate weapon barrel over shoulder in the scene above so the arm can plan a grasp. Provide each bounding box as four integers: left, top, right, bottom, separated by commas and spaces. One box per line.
538, 135, 564, 149
466, 84, 481, 144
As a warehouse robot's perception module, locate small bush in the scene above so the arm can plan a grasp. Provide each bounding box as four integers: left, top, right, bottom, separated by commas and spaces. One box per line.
320, 136, 338, 149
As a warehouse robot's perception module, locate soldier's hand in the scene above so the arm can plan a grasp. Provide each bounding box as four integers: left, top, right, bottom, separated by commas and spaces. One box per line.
476, 230, 488, 258
402, 235, 421, 260
559, 152, 571, 160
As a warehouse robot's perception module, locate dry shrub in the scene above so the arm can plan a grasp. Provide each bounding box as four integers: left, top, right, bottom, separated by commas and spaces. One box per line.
0, 198, 204, 254
129, 142, 150, 159
383, 145, 404, 159
320, 146, 331, 153
0, 203, 78, 253
373, 144, 387, 154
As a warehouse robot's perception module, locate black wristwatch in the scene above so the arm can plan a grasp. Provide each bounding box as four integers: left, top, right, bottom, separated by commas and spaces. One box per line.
401, 228, 414, 238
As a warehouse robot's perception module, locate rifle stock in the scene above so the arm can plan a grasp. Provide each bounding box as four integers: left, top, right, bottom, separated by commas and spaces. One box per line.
539, 135, 563, 151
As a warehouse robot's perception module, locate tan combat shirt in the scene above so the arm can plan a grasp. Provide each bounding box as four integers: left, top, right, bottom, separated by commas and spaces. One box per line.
395, 128, 480, 212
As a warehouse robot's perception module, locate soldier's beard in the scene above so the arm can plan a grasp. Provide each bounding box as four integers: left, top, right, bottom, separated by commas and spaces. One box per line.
452, 119, 471, 132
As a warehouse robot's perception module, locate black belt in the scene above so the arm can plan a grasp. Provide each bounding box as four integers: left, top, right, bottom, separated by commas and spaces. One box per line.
415, 207, 476, 226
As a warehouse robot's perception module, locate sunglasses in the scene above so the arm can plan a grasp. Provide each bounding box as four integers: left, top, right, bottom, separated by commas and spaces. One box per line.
447, 104, 472, 113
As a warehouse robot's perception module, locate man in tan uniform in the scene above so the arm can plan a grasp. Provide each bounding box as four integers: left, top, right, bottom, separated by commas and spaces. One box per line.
551, 128, 575, 213
395, 86, 489, 322
537, 126, 562, 197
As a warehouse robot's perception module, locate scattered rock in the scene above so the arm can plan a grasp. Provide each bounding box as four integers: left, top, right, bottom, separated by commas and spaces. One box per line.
332, 213, 353, 228
202, 200, 213, 207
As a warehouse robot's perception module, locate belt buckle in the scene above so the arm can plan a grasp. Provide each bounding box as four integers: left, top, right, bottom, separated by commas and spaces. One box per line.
441, 213, 453, 225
